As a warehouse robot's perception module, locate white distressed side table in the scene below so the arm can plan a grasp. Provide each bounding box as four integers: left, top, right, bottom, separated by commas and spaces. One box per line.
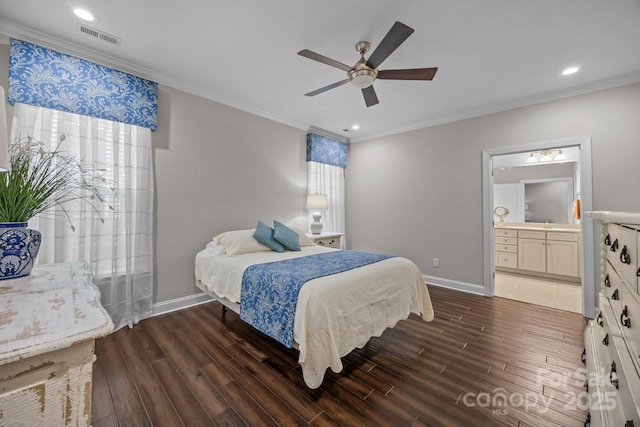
0, 262, 113, 426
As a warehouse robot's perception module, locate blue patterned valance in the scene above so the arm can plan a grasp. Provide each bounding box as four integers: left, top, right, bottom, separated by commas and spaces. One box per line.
8, 39, 158, 130
306, 133, 347, 169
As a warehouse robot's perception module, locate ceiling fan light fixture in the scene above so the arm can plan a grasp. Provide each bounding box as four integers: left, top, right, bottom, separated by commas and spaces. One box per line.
349, 69, 376, 89
298, 21, 437, 107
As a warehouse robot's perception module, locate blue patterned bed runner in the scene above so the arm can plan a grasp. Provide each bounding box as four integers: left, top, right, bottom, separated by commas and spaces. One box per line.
239, 250, 392, 347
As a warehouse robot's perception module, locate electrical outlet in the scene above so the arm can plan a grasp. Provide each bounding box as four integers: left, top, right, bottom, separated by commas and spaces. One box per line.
432, 258, 439, 268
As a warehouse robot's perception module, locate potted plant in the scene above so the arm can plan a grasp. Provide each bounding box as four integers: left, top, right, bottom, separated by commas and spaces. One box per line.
0, 135, 109, 280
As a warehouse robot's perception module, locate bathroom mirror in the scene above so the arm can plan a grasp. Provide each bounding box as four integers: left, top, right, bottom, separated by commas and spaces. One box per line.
524, 179, 574, 223
493, 159, 579, 224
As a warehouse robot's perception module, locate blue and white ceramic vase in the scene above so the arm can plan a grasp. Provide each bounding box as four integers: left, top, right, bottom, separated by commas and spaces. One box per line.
0, 222, 42, 280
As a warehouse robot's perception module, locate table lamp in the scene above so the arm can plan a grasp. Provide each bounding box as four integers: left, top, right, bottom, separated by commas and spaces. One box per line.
306, 193, 328, 234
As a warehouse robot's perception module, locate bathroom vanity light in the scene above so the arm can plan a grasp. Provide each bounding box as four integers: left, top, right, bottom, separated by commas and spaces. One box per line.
525, 149, 567, 163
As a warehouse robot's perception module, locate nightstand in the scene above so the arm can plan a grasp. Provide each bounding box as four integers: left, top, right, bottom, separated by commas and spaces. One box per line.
306, 232, 344, 249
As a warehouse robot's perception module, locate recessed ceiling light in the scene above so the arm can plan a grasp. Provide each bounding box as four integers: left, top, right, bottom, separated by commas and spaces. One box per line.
351, 124, 360, 130
74, 8, 94, 21
562, 66, 580, 76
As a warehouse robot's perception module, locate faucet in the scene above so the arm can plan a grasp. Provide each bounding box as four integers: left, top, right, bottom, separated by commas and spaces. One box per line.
543, 221, 552, 229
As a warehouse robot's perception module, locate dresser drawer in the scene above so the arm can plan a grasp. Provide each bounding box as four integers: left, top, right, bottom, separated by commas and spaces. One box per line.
495, 236, 517, 245
518, 230, 546, 239
547, 231, 579, 242
583, 322, 621, 427
620, 284, 640, 367
610, 335, 640, 426
495, 252, 517, 268
314, 236, 341, 249
606, 265, 625, 327
600, 296, 623, 340
606, 224, 638, 289
495, 229, 517, 238
600, 273, 619, 302
495, 244, 517, 253
591, 304, 614, 359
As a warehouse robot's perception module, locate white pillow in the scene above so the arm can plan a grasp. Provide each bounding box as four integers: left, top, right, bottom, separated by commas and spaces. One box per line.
290, 226, 316, 247
204, 240, 226, 256
214, 229, 271, 256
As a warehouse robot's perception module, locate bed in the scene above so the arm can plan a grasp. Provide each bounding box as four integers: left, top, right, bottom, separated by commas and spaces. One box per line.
194, 226, 434, 389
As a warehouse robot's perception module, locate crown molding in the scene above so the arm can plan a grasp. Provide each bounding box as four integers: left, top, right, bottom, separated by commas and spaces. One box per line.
350, 71, 640, 143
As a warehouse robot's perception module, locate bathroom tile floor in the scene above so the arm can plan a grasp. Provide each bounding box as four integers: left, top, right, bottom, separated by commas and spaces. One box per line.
495, 271, 582, 314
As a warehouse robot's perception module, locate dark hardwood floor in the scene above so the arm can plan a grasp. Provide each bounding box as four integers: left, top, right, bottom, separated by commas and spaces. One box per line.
92, 285, 589, 427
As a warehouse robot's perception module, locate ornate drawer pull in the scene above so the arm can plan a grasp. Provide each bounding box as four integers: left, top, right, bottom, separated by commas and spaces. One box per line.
581, 348, 586, 364
620, 305, 631, 328
612, 289, 619, 301
624, 420, 634, 427
602, 333, 609, 346
604, 274, 610, 288
596, 313, 603, 327
604, 234, 611, 245
637, 267, 640, 277
610, 238, 619, 252
609, 361, 618, 389
620, 246, 631, 264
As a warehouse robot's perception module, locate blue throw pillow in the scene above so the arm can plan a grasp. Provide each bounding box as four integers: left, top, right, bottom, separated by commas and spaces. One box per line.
253, 221, 285, 252
273, 220, 301, 251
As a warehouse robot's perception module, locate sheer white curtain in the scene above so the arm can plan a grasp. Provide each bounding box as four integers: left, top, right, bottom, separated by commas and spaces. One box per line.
307, 161, 345, 245
10, 103, 154, 331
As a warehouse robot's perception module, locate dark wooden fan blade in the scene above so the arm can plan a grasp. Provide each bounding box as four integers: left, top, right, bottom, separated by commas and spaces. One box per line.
362, 85, 379, 107
378, 67, 438, 80
366, 21, 414, 69
298, 49, 353, 72
304, 79, 350, 97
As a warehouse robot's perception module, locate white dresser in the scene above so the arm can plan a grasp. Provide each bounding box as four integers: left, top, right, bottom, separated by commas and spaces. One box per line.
0, 262, 113, 426
584, 211, 640, 426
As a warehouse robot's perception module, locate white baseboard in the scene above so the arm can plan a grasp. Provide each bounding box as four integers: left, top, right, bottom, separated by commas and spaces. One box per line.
152, 292, 215, 317
150, 276, 485, 319
423, 275, 486, 296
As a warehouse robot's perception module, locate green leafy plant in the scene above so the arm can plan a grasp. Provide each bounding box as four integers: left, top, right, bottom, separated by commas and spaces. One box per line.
0, 134, 112, 226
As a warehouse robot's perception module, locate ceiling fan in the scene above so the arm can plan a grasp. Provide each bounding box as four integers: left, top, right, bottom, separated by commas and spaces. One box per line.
298, 21, 438, 107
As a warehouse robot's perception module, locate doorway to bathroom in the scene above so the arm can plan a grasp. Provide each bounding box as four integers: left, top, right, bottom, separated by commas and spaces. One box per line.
481, 136, 595, 318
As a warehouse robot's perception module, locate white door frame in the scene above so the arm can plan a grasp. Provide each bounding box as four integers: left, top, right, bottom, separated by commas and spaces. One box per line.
481, 136, 596, 319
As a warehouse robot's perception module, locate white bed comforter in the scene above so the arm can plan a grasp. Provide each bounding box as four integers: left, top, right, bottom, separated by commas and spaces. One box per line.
195, 245, 434, 388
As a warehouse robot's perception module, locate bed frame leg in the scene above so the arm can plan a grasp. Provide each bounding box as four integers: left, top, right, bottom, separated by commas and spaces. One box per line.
221, 305, 227, 313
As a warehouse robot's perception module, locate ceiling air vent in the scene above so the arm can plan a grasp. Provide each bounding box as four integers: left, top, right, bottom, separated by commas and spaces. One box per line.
77, 23, 121, 46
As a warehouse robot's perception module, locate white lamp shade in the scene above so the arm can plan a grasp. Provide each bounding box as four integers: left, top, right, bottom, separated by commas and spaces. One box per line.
0, 85, 9, 172
306, 193, 328, 210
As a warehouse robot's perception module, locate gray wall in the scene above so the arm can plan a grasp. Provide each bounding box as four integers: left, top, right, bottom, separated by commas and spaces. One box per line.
152, 86, 310, 301
347, 83, 640, 288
